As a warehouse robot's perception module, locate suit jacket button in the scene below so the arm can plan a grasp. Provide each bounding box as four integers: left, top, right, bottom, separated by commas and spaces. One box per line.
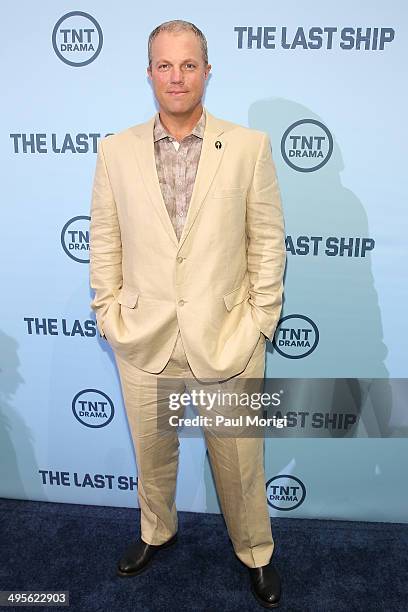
177, 256, 184, 263
178, 299, 185, 306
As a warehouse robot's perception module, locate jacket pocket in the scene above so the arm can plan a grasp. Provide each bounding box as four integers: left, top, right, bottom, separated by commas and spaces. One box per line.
213, 186, 246, 199
117, 287, 139, 308
223, 281, 250, 311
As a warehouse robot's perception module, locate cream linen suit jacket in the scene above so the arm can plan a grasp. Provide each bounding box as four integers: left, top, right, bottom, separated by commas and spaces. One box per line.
89, 108, 286, 379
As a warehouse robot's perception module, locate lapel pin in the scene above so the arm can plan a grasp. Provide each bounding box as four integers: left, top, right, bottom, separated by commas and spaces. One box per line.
215, 140, 222, 149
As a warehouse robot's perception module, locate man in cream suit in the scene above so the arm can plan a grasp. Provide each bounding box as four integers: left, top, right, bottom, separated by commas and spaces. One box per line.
90, 19, 286, 608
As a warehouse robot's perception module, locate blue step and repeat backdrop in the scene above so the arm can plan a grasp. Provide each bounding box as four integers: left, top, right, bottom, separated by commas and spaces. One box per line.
1, 1, 407, 522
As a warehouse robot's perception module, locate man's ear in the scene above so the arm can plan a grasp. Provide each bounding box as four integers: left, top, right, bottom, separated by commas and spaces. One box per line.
205, 64, 212, 80
147, 66, 152, 80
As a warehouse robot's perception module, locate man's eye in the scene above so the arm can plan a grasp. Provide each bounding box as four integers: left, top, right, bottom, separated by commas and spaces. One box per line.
158, 64, 169, 70
185, 63, 195, 69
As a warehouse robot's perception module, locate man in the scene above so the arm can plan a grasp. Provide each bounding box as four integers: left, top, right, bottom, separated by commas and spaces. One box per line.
89, 19, 286, 609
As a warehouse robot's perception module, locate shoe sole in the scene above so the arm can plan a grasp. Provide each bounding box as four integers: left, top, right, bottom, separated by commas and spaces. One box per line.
250, 585, 280, 609
116, 534, 177, 577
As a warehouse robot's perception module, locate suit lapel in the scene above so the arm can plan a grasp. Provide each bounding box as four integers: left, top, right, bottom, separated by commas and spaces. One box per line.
177, 110, 228, 249
130, 108, 229, 251
130, 115, 179, 247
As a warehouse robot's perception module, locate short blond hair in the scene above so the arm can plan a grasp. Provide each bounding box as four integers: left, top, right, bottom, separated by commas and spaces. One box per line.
148, 19, 208, 67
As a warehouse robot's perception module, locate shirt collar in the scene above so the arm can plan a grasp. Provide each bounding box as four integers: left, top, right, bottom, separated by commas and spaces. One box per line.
153, 107, 206, 143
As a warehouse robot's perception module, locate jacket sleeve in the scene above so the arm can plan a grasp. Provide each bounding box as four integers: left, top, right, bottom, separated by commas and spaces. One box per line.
246, 132, 286, 341
89, 138, 123, 337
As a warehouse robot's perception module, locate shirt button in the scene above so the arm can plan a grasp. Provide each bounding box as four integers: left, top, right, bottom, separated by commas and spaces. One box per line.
178, 210, 184, 217
177, 256, 184, 263
178, 299, 185, 306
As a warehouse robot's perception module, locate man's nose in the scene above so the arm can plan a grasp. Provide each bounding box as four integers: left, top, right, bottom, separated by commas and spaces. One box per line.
170, 67, 183, 83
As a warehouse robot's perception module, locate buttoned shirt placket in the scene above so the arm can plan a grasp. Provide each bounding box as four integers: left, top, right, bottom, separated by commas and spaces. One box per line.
153, 110, 206, 242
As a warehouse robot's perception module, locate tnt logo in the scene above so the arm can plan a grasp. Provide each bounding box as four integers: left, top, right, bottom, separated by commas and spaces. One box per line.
281, 119, 333, 172
61, 216, 90, 263
272, 314, 319, 359
266, 475, 306, 511
72, 389, 114, 428
52, 11, 103, 67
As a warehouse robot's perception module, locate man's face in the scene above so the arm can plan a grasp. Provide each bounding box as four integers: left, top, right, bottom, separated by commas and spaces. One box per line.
147, 30, 211, 117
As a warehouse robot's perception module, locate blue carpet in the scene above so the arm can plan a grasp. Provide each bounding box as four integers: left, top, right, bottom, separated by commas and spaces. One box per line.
0, 498, 407, 611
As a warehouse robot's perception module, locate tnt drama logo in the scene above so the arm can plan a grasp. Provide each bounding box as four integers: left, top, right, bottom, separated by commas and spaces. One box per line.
72, 389, 114, 428
52, 11, 103, 67
281, 119, 333, 172
61, 216, 90, 263
272, 314, 319, 359
266, 475, 306, 511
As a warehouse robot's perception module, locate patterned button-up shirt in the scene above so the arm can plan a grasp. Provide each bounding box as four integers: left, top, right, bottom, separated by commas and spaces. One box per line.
153, 108, 206, 241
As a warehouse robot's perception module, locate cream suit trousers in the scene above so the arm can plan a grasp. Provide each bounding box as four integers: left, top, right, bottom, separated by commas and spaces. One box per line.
114, 328, 274, 569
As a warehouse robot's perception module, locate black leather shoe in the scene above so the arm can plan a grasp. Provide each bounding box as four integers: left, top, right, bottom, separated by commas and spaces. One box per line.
117, 533, 177, 577
248, 562, 281, 608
